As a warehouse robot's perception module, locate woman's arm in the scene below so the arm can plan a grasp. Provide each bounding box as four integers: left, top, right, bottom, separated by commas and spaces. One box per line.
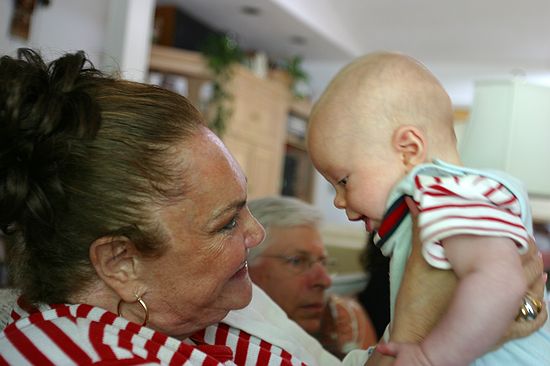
365, 203, 455, 365
368, 198, 546, 364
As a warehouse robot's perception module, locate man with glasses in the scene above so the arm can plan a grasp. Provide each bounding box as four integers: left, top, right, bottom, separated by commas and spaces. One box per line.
248, 196, 333, 334
247, 196, 377, 358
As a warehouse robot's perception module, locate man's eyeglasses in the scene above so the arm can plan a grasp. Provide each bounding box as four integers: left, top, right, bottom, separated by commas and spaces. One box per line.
260, 253, 337, 274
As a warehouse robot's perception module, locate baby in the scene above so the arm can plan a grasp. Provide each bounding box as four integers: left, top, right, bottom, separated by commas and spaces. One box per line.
307, 52, 550, 365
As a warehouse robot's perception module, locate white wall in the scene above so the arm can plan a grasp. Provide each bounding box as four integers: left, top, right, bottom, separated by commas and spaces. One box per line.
303, 58, 550, 108
302, 58, 550, 228
1, 0, 154, 81
1, 0, 109, 64
102, 0, 155, 81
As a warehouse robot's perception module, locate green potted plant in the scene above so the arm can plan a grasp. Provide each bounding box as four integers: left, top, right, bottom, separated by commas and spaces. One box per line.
200, 34, 244, 137
269, 55, 310, 99
285, 56, 309, 99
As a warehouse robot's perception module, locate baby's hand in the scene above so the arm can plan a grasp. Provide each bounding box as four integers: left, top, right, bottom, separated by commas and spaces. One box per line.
376, 342, 433, 366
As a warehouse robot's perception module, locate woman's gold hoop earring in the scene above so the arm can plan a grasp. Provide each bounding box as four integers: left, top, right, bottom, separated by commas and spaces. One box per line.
117, 296, 149, 326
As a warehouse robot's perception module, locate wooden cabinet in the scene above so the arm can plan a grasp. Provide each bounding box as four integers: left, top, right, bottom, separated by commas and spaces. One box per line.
223, 69, 289, 197
281, 98, 315, 202
149, 45, 290, 198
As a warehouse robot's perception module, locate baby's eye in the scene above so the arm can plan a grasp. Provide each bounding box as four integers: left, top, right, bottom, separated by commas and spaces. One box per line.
337, 177, 348, 186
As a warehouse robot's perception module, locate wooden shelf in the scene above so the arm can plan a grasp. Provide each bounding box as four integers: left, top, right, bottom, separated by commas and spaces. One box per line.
286, 97, 312, 151
453, 107, 470, 124
149, 45, 211, 80
289, 97, 313, 119
149, 44, 292, 199
286, 134, 307, 151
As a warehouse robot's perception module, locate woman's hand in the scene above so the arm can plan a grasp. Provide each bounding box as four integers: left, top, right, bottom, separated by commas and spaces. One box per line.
391, 197, 547, 345
500, 237, 547, 344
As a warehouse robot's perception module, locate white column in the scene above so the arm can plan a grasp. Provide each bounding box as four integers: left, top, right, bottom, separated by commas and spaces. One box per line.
102, 0, 155, 82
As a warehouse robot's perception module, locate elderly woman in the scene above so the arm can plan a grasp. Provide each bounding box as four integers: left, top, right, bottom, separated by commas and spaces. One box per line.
0, 49, 545, 365
0, 49, 266, 365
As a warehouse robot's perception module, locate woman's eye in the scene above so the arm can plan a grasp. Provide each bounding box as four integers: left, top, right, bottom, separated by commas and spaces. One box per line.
221, 217, 238, 231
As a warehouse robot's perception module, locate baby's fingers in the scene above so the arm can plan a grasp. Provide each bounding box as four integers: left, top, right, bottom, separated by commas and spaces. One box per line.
375, 342, 399, 357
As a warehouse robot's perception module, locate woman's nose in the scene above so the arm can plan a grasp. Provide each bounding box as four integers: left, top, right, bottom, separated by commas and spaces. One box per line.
245, 210, 265, 249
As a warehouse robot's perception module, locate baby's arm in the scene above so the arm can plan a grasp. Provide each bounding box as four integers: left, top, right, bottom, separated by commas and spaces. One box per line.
376, 200, 545, 365
418, 234, 527, 365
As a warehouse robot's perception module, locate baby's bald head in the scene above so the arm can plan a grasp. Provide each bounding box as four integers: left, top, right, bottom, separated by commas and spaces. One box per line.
308, 52, 458, 162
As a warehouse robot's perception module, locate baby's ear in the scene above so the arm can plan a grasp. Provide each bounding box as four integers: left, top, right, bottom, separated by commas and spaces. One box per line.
392, 126, 427, 170
89, 235, 143, 302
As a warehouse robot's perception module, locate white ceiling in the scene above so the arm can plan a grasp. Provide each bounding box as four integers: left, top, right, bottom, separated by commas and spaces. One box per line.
157, 0, 550, 106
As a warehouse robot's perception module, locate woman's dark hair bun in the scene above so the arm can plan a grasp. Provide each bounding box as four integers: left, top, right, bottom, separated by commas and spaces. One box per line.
0, 48, 103, 237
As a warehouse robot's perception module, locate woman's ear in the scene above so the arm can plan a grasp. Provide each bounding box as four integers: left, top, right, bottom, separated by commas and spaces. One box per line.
392, 125, 427, 170
89, 236, 142, 301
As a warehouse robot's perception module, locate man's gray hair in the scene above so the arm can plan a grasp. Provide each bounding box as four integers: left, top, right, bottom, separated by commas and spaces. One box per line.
247, 196, 323, 263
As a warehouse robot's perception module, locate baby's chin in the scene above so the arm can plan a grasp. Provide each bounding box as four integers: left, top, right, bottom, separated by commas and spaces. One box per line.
363, 217, 380, 233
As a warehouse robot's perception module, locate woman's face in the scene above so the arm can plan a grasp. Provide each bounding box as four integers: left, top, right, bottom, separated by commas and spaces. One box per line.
141, 127, 265, 338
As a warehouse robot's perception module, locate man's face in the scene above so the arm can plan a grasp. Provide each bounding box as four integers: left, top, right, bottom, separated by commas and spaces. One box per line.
248, 225, 333, 334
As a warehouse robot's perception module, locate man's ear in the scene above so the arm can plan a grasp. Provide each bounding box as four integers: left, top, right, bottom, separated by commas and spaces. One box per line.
89, 236, 141, 300
392, 125, 427, 170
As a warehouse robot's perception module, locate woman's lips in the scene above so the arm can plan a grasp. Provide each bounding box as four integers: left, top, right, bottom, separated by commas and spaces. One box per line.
232, 261, 248, 279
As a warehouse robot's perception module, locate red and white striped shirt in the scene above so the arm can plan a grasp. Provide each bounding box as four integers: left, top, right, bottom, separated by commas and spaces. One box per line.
195, 323, 307, 366
414, 173, 530, 269
0, 297, 308, 366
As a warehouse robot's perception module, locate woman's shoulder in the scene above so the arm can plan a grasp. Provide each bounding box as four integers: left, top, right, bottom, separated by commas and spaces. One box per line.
0, 301, 229, 365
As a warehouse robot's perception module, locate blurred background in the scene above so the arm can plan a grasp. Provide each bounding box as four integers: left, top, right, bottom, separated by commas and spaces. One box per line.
1, 0, 549, 286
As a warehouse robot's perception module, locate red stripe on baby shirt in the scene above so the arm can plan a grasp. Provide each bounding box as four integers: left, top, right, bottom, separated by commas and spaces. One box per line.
374, 195, 411, 248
